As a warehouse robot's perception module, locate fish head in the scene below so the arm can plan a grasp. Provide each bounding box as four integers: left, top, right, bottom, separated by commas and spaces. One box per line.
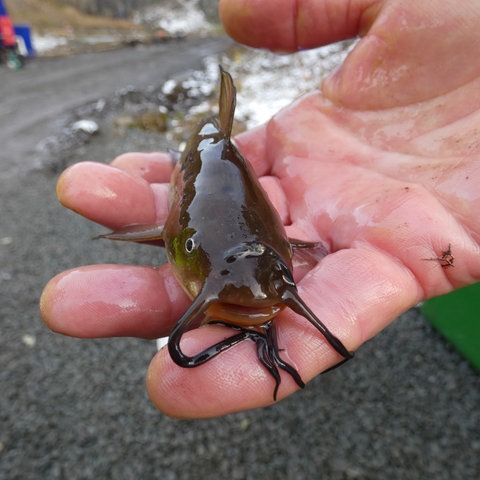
201, 241, 295, 327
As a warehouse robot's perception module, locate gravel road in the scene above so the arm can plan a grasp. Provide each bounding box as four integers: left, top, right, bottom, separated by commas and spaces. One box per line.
0, 36, 230, 178
0, 37, 479, 479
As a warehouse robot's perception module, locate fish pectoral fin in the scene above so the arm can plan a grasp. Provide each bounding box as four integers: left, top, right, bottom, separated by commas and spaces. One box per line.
289, 238, 328, 252
96, 223, 165, 246
289, 238, 329, 268
218, 66, 236, 138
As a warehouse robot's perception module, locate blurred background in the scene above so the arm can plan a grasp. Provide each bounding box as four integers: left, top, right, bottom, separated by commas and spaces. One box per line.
1, 1, 479, 479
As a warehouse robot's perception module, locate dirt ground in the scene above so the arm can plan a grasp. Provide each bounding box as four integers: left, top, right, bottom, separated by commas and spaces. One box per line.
0, 38, 479, 479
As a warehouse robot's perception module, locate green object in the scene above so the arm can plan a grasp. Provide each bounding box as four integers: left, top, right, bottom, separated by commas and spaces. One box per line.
422, 282, 480, 370
6, 51, 22, 70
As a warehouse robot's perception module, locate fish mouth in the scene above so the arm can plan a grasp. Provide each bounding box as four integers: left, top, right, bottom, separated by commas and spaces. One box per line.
205, 302, 285, 327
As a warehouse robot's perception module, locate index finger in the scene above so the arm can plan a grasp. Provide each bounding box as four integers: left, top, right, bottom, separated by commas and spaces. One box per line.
40, 263, 190, 339
57, 153, 173, 230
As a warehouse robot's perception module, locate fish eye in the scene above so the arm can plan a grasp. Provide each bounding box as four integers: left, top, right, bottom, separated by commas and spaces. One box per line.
185, 237, 196, 253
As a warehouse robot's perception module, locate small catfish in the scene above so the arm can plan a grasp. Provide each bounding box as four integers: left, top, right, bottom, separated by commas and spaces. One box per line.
102, 67, 353, 400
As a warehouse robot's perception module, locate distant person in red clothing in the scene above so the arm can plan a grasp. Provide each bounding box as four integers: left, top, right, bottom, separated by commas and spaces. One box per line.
0, 1, 22, 69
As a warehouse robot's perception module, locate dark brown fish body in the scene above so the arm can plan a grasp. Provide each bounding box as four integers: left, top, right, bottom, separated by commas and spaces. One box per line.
164, 95, 293, 325
103, 67, 352, 399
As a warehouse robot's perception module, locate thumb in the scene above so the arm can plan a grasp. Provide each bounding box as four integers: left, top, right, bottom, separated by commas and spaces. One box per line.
219, 0, 379, 52
323, 1, 480, 108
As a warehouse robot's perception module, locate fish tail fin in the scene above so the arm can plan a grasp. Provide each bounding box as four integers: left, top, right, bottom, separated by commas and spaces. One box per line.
218, 65, 236, 138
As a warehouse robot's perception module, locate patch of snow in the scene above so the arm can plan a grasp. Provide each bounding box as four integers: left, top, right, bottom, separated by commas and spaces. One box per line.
81, 33, 124, 45
134, 0, 211, 36
157, 41, 354, 133
173, 41, 354, 130
33, 34, 68, 54
71, 120, 99, 134
162, 79, 178, 95
219, 42, 355, 128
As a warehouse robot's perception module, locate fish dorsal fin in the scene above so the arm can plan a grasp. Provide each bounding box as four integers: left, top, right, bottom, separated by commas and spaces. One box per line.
218, 66, 236, 138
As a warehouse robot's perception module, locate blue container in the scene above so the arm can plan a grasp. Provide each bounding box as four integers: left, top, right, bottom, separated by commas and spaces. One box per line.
14, 24, 35, 57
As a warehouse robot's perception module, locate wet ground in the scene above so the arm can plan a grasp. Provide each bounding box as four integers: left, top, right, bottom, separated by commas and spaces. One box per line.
0, 37, 479, 479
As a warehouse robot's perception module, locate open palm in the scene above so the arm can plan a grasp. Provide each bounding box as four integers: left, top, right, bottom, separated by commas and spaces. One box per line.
41, 0, 480, 417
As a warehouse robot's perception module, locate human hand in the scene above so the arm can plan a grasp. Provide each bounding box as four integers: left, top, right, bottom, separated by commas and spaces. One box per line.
40, 0, 480, 418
